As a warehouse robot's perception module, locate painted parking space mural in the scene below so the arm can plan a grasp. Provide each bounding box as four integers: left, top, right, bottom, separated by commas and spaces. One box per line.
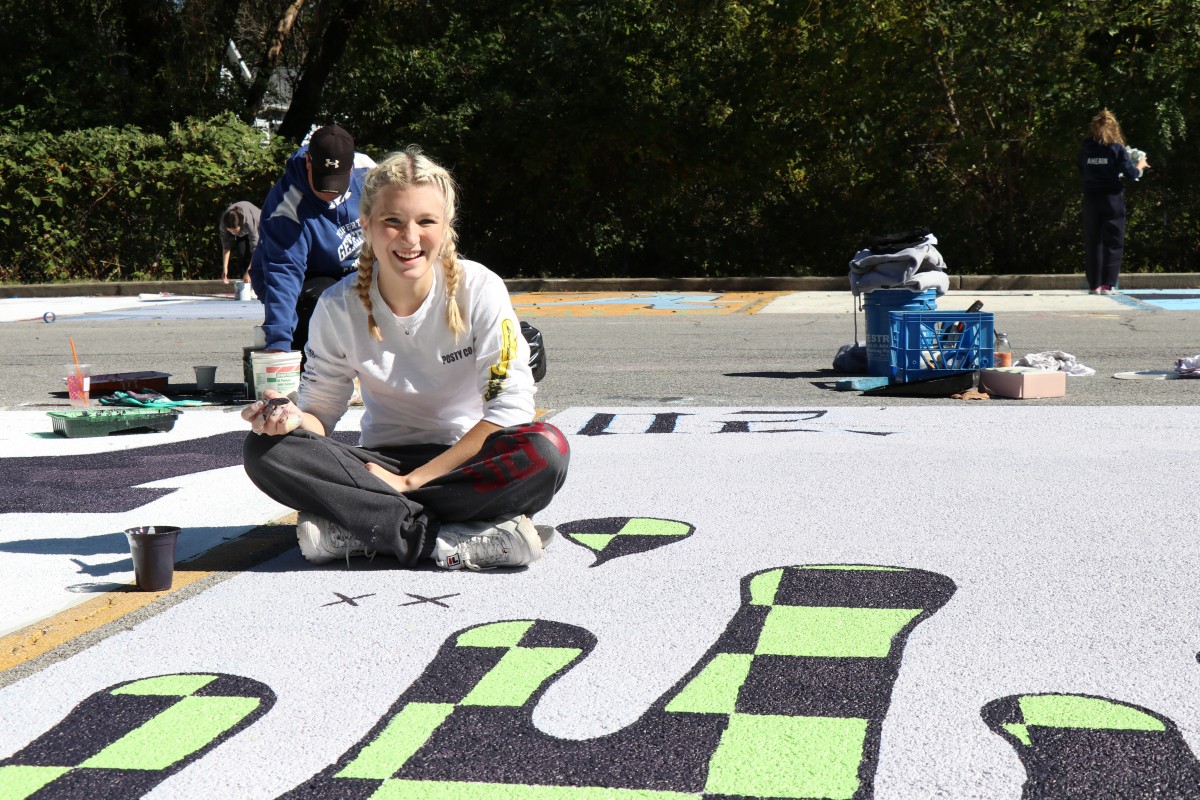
509, 292, 784, 315
1111, 289, 1200, 312
2, 405, 1200, 798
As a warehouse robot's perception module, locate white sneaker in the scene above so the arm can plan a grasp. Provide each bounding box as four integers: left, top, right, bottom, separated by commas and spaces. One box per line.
433, 515, 542, 570
297, 512, 373, 565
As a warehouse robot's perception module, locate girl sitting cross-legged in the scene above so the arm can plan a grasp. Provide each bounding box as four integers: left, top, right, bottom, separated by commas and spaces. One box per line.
242, 146, 569, 570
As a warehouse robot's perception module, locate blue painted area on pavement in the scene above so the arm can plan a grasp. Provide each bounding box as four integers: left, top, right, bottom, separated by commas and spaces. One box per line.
1111, 290, 1200, 311
529, 293, 723, 311
85, 301, 265, 321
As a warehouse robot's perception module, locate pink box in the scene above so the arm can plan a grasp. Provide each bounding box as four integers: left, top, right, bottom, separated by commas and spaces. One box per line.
979, 367, 1066, 399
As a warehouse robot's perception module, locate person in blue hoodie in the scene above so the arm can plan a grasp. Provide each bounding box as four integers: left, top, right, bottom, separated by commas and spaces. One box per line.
250, 124, 377, 352
1078, 109, 1148, 295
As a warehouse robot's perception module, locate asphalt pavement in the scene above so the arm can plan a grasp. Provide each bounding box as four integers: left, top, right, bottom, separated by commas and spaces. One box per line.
3, 283, 1200, 798
2, 286, 1198, 409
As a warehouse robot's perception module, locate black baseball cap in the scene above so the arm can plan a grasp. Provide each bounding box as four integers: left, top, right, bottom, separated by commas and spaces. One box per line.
308, 125, 355, 194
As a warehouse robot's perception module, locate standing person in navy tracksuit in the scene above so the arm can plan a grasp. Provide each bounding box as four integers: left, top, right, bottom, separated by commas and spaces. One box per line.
1079, 109, 1149, 295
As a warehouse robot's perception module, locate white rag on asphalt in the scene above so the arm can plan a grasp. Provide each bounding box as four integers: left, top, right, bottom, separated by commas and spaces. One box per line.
1015, 350, 1096, 376
1175, 354, 1200, 376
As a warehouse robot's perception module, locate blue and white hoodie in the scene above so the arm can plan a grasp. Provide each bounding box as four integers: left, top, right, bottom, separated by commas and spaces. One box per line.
250, 145, 376, 351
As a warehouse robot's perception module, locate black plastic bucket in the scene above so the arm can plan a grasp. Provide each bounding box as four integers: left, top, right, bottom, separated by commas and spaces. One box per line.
124, 526, 181, 591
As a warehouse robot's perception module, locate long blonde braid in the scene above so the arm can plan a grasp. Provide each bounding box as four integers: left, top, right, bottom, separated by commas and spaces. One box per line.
355, 146, 466, 341
354, 240, 381, 341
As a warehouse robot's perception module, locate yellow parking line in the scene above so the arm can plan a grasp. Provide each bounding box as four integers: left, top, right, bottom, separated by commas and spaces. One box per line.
0, 520, 295, 672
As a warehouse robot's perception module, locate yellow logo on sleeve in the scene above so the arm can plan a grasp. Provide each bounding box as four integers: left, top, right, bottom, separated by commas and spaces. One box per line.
483, 319, 517, 401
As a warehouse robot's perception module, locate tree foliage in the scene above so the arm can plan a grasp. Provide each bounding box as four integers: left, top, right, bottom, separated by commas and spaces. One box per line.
0, 0, 241, 133
0, 114, 289, 283
0, 0, 1197, 282
323, 0, 1200, 277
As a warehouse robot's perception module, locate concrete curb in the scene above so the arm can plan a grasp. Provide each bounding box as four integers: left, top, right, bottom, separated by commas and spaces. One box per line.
3, 274, 1199, 299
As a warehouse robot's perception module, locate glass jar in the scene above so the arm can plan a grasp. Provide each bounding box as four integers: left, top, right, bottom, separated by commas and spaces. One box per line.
995, 332, 1012, 367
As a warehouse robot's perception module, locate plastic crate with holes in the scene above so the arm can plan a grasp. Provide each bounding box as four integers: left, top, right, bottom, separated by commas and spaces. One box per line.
888, 310, 995, 383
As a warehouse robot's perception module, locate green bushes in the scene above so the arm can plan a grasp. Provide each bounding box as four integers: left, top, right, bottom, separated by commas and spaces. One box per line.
0, 114, 288, 284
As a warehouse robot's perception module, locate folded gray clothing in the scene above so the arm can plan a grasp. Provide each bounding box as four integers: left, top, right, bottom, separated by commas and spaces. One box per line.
849, 233, 949, 297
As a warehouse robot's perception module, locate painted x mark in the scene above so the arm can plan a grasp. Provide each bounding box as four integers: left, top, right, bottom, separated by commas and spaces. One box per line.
400, 592, 460, 608
322, 592, 376, 607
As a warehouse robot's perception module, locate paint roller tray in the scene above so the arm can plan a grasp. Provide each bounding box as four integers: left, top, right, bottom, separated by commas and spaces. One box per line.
47, 408, 180, 438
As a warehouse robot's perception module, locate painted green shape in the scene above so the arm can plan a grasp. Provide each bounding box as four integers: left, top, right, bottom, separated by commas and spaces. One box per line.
570, 533, 616, 552
461, 647, 581, 707
336, 702, 454, 780
1018, 695, 1167, 732
748, 569, 783, 606
80, 695, 260, 770
1003, 723, 1033, 746
756, 606, 922, 658
704, 713, 868, 798
371, 780, 697, 799
111, 674, 219, 697
456, 620, 534, 649
665, 653, 754, 714
0, 765, 71, 800
802, 565, 905, 572
617, 518, 691, 537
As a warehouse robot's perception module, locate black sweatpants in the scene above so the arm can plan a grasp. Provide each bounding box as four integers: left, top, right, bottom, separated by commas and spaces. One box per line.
1082, 191, 1126, 290
228, 237, 253, 277
243, 421, 570, 566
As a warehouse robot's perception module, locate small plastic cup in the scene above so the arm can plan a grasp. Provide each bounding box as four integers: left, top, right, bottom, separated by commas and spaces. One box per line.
124, 526, 181, 591
65, 364, 91, 407
194, 365, 217, 392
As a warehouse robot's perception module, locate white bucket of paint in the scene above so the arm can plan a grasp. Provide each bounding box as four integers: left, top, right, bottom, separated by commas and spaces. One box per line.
249, 351, 302, 400
235, 281, 253, 301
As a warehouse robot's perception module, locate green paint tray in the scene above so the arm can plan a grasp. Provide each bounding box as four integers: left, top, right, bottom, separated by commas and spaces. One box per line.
47, 408, 180, 438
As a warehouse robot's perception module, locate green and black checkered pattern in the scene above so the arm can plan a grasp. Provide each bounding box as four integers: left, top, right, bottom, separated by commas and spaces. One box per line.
284, 563, 955, 799
557, 517, 695, 567
983, 693, 1200, 799
0, 673, 274, 800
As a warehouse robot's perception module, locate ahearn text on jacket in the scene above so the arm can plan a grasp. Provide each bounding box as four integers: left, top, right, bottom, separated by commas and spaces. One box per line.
1079, 139, 1141, 194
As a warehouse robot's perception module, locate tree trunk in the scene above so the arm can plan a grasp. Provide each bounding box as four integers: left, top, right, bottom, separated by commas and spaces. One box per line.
242, 0, 307, 123
276, 0, 368, 142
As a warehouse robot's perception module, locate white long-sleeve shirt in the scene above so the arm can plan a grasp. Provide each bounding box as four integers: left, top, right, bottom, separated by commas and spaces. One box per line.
298, 258, 535, 448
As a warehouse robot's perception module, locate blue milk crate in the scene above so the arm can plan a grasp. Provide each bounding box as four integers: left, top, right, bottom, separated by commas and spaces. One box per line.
888, 310, 995, 383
